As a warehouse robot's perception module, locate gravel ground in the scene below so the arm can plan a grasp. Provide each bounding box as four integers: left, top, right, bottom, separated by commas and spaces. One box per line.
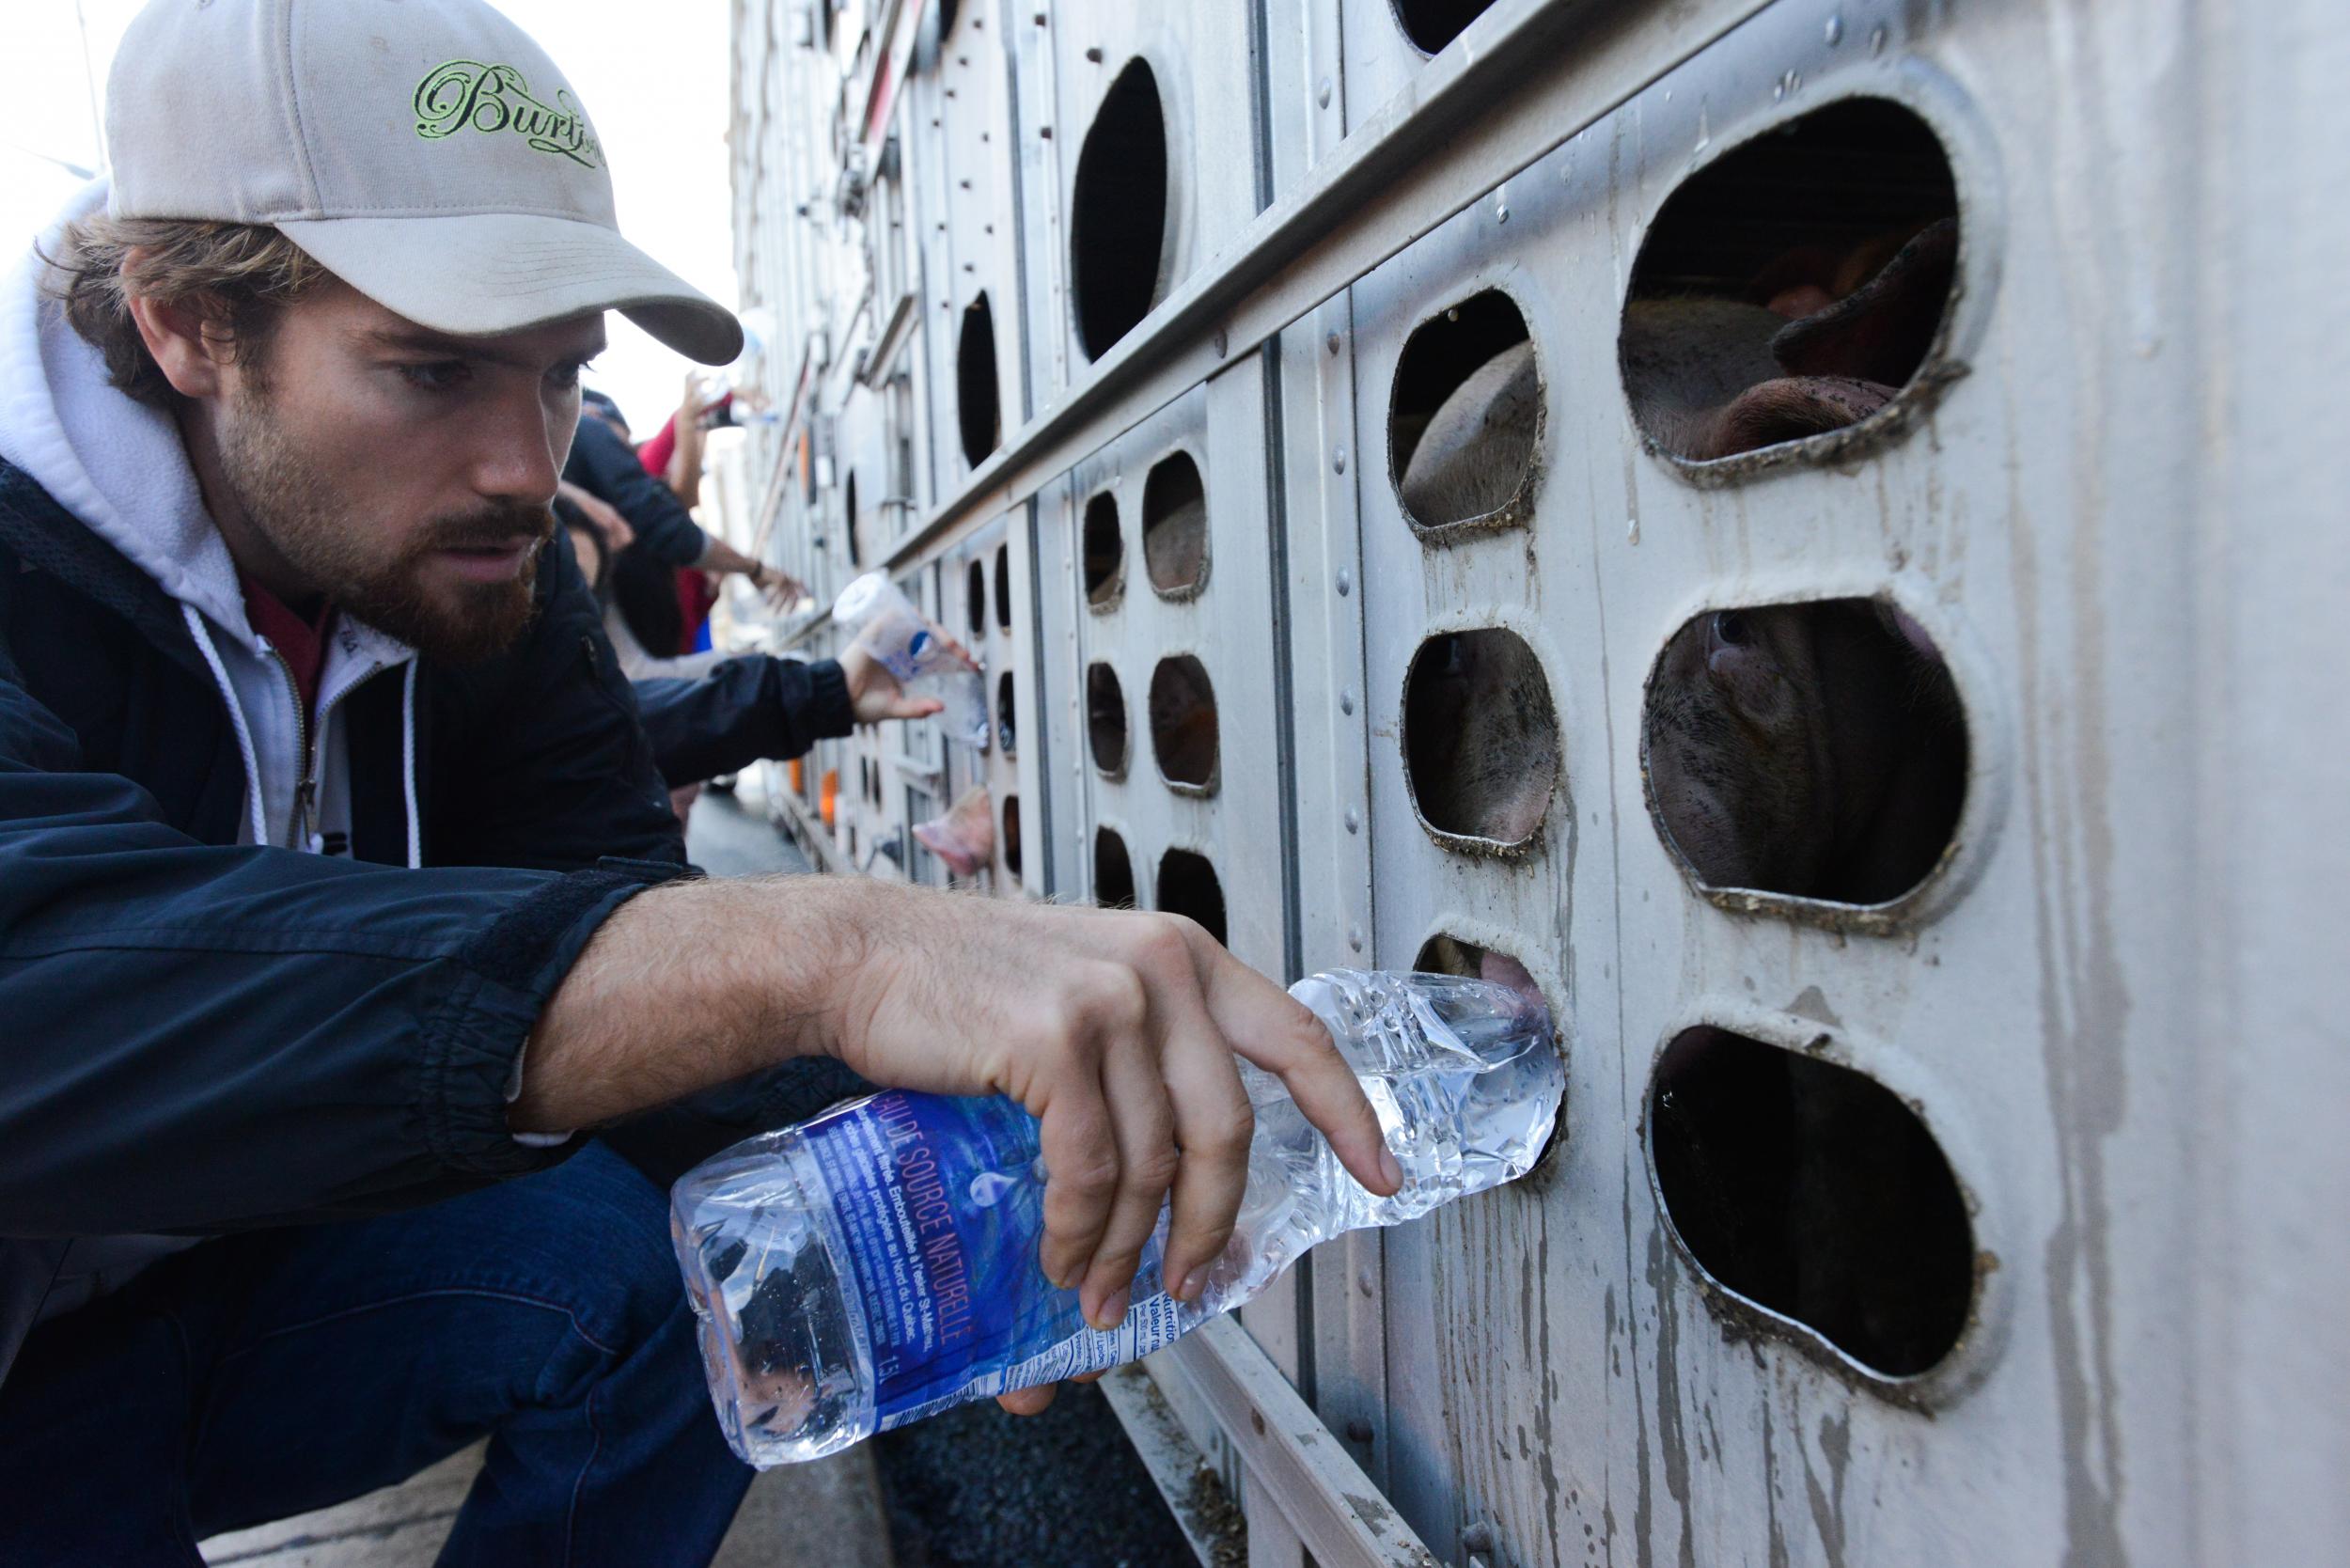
872, 1386, 1193, 1568
686, 783, 1196, 1568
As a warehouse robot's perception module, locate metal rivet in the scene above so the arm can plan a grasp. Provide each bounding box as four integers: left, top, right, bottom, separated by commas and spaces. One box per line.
1317, 76, 1333, 108
1324, 332, 1341, 356
1250, 1409, 1266, 1435
1214, 328, 1229, 357
1870, 24, 1888, 54
1825, 14, 1844, 45
1495, 203, 1510, 224
1333, 445, 1347, 475
1345, 1418, 1374, 1444
1348, 926, 1365, 953
1339, 689, 1355, 715
1085, 45, 1104, 63
1344, 808, 1360, 834
1356, 1269, 1374, 1295
1335, 568, 1352, 596
1040, 125, 1052, 139
1462, 1523, 1498, 1554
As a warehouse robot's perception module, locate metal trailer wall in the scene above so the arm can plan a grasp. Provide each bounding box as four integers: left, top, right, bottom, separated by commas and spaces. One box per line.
724, 1, 2350, 1564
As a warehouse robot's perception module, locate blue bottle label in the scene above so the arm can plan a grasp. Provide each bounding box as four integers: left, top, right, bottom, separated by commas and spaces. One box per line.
801, 1090, 1189, 1427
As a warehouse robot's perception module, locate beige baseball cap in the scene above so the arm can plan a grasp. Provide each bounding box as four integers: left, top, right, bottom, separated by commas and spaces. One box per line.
104, 0, 742, 365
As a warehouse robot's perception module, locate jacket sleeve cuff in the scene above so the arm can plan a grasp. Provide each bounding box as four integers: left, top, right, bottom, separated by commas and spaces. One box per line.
417, 857, 692, 1177
804, 659, 857, 740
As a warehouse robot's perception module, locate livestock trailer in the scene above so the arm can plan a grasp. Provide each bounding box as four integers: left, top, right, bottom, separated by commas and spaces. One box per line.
719, 0, 2349, 1562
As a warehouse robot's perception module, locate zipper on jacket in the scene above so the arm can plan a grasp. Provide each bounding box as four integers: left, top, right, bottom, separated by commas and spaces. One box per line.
258, 637, 311, 849
259, 635, 384, 852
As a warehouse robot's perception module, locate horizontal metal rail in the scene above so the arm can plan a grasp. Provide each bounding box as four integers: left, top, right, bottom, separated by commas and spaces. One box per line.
864, 0, 1772, 573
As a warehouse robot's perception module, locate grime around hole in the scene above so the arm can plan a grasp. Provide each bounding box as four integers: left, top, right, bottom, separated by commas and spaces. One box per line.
1142, 449, 1209, 598
1083, 491, 1125, 609
1148, 653, 1219, 792
1155, 848, 1227, 947
1402, 628, 1559, 853
1087, 661, 1128, 776
1646, 1025, 1978, 1387
1639, 598, 1968, 923
1390, 289, 1540, 541
1620, 97, 1962, 478
1093, 826, 1136, 909
1072, 57, 1169, 361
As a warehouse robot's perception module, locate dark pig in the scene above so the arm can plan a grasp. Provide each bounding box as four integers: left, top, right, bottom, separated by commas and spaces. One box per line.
1622, 218, 1958, 460
1641, 600, 1966, 904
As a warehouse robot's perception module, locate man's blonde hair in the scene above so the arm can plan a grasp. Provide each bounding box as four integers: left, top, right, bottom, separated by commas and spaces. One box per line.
45, 215, 329, 408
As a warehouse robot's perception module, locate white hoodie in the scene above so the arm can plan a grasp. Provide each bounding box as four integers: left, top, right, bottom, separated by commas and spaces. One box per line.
0, 182, 431, 1321
0, 181, 422, 867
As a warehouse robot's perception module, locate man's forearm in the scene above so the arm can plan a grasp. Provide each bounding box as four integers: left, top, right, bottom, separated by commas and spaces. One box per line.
511, 874, 873, 1132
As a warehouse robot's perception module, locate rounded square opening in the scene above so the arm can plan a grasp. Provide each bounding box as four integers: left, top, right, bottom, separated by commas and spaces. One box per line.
1648, 1026, 1975, 1379
956, 291, 1002, 468
1148, 653, 1219, 792
1094, 826, 1136, 909
1402, 629, 1559, 848
1640, 599, 1967, 909
1072, 58, 1169, 360
1155, 848, 1227, 948
1621, 99, 1960, 466
1391, 290, 1539, 537
1141, 450, 1208, 598
1087, 662, 1128, 776
1082, 491, 1125, 609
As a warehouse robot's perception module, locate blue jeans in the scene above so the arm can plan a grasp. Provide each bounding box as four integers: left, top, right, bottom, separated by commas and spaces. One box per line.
0, 1139, 756, 1566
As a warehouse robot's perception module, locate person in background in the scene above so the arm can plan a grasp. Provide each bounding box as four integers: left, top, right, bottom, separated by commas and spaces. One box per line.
0, 2, 1400, 1561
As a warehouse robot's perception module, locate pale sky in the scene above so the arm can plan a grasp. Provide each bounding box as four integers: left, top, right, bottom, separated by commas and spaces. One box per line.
0, 0, 741, 437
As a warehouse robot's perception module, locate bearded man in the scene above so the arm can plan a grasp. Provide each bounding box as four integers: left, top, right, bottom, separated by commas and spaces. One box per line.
0, 3, 1396, 1562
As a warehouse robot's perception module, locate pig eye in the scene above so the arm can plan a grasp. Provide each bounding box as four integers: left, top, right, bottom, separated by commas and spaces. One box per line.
1711, 610, 1751, 647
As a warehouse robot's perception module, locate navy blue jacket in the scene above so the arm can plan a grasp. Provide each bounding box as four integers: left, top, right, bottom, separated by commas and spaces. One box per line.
0, 462, 856, 1385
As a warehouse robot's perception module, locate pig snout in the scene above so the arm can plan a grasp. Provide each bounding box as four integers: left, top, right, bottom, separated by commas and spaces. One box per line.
913, 784, 995, 879
1399, 339, 1541, 527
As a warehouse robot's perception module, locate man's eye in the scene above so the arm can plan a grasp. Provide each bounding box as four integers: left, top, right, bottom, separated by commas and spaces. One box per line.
399, 361, 469, 392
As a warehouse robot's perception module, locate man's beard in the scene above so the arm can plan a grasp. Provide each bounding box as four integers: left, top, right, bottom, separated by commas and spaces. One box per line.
215, 391, 552, 666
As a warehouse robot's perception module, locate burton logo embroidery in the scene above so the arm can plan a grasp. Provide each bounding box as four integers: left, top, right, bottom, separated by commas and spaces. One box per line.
415, 60, 603, 168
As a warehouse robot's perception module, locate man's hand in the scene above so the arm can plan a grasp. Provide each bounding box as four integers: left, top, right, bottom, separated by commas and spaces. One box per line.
838, 620, 974, 725
521, 877, 1401, 1404
556, 480, 634, 553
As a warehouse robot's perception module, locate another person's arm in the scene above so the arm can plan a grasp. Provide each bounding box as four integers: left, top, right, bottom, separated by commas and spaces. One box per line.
632, 631, 949, 787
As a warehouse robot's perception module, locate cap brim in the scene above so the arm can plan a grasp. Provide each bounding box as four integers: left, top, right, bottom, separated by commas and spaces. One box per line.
274, 212, 744, 365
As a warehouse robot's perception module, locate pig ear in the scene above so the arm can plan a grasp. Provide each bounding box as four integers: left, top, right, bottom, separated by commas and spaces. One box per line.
1701, 375, 1896, 458
1770, 217, 1959, 384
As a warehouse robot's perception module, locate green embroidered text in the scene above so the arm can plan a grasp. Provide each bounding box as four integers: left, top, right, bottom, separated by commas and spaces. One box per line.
414, 59, 603, 168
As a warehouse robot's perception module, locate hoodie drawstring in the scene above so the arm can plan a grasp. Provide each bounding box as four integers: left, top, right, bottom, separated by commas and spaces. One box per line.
181, 603, 268, 850
400, 661, 421, 869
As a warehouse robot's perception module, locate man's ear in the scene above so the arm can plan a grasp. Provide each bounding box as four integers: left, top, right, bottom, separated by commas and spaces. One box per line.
120, 248, 233, 400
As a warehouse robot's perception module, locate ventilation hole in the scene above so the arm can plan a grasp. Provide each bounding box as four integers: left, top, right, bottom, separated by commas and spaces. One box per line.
1402, 629, 1558, 846
1148, 654, 1218, 792
1002, 794, 1023, 880
935, 0, 962, 42
996, 669, 1016, 756
1390, 290, 1538, 535
1155, 848, 1227, 947
1141, 450, 1208, 597
1649, 1027, 1974, 1378
1641, 600, 1967, 906
844, 472, 862, 567
1083, 491, 1125, 607
1087, 662, 1128, 776
1622, 99, 1960, 463
1071, 58, 1169, 360
1094, 826, 1136, 909
1413, 933, 1489, 979
1391, 0, 1497, 55
994, 542, 1012, 631
957, 292, 1001, 467
965, 559, 987, 636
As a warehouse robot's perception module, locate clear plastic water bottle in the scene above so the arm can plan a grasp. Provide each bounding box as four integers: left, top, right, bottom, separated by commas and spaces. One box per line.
669, 969, 1564, 1466
831, 572, 989, 749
